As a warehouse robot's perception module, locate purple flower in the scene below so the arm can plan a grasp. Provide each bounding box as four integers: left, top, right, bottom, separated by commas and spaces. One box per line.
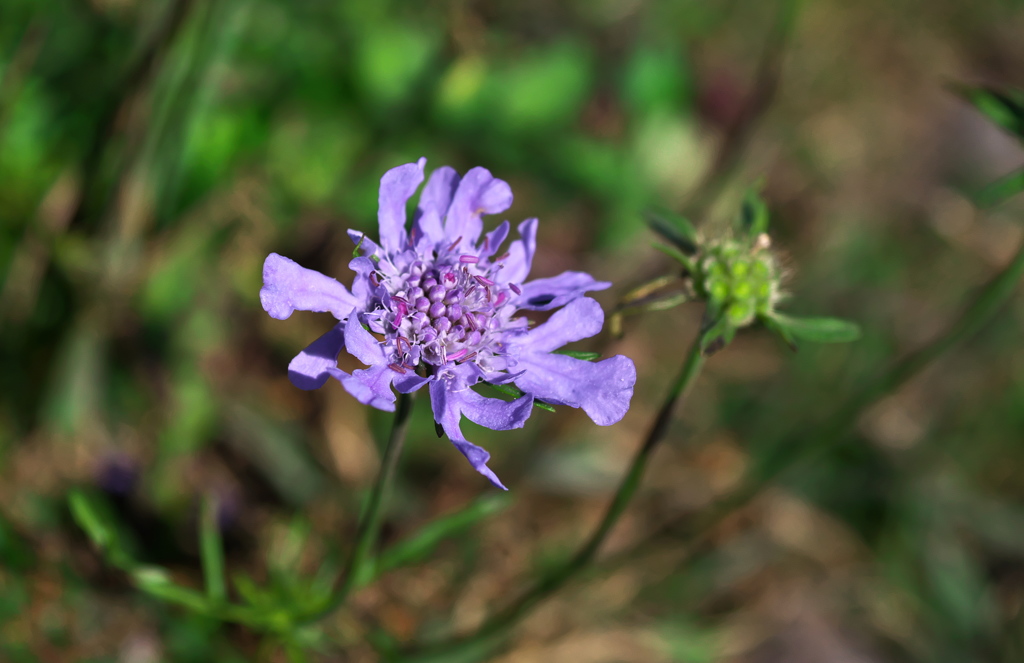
261, 159, 636, 489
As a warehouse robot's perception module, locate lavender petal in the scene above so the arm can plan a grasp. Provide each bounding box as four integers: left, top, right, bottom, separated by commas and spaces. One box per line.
445, 167, 513, 246
261, 253, 361, 320
514, 353, 636, 426
502, 218, 538, 285
413, 165, 460, 246
378, 158, 426, 255
287, 324, 349, 390
517, 271, 610, 311
341, 365, 397, 412
429, 378, 507, 489
518, 297, 604, 352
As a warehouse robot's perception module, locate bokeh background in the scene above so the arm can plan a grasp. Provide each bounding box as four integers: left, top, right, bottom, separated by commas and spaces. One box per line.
3, 0, 1024, 661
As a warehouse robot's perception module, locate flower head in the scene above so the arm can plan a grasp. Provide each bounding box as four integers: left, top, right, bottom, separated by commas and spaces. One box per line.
261, 159, 636, 488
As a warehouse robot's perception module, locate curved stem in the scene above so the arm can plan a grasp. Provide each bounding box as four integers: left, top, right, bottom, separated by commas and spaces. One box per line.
404, 336, 706, 661
303, 391, 414, 623
616, 233, 1024, 566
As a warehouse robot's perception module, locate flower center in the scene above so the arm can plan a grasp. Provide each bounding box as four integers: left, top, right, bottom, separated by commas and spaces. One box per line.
372, 251, 524, 373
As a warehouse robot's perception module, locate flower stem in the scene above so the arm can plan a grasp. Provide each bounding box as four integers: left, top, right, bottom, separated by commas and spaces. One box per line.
616, 233, 1024, 564
303, 391, 414, 623
404, 336, 706, 661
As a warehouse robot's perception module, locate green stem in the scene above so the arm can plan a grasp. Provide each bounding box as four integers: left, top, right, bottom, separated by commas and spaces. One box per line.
303, 391, 414, 623
621, 234, 1024, 562
404, 336, 707, 661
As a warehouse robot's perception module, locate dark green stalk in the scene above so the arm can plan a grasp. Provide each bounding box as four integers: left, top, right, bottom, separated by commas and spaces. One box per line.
624, 235, 1024, 560
303, 392, 414, 623
403, 337, 707, 662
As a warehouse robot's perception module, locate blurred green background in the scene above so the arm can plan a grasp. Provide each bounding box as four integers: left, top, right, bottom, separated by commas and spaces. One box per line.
3, 0, 1024, 661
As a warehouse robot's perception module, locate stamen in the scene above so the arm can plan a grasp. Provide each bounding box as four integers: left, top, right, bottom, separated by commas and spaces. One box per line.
447, 236, 463, 252
494, 292, 507, 306
447, 348, 468, 362
495, 252, 509, 262
457, 352, 478, 364
388, 363, 407, 374
459, 255, 479, 264
509, 283, 522, 295
474, 275, 495, 286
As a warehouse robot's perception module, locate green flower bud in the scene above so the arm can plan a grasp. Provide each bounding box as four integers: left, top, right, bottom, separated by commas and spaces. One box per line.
727, 301, 755, 326
710, 281, 730, 303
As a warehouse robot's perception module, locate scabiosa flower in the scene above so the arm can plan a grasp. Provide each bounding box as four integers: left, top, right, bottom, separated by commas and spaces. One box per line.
261, 159, 636, 489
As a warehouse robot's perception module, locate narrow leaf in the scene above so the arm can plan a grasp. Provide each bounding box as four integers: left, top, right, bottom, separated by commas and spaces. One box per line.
200, 495, 227, 603
952, 84, 1024, 140
645, 209, 698, 255
553, 350, 601, 361
484, 382, 556, 412
740, 188, 770, 236
364, 494, 512, 585
69, 489, 113, 551
770, 313, 861, 343
761, 314, 798, 352
976, 168, 1024, 208
699, 314, 735, 357
132, 566, 210, 612
620, 275, 678, 304
653, 242, 696, 273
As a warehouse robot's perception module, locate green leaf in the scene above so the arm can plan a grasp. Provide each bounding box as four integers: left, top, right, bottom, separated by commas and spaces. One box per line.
132, 566, 210, 612
699, 313, 735, 357
740, 187, 769, 236
68, 489, 114, 552
364, 494, 511, 586
483, 382, 556, 412
200, 496, 227, 603
769, 313, 861, 343
69, 489, 138, 570
233, 572, 272, 609
953, 84, 1024, 140
762, 314, 798, 352
976, 168, 1024, 208
645, 209, 698, 254
653, 242, 696, 273
553, 350, 601, 361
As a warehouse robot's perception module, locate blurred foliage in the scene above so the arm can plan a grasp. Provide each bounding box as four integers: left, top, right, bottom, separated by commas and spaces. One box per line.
2, 0, 1024, 661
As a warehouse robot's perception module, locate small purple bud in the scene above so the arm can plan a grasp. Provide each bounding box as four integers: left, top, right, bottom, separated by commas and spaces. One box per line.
423, 276, 438, 289
429, 302, 446, 318
443, 271, 458, 287
429, 285, 446, 302
410, 286, 424, 300
444, 288, 462, 305
415, 297, 430, 312
435, 317, 452, 332
448, 304, 463, 320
